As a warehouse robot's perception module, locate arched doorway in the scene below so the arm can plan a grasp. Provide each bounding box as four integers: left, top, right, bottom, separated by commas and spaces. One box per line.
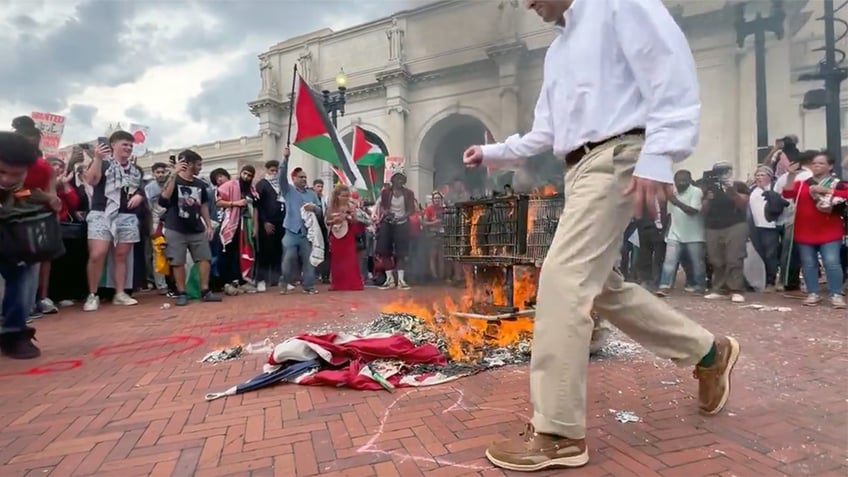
417, 113, 489, 201
341, 128, 389, 202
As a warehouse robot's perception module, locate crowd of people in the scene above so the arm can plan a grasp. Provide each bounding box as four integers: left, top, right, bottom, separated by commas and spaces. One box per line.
1, 114, 844, 364
0, 121, 472, 360
621, 140, 847, 310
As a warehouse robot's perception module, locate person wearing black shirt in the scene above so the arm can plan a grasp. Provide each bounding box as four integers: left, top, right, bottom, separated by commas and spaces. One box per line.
701, 162, 750, 302
158, 150, 222, 306
254, 160, 284, 291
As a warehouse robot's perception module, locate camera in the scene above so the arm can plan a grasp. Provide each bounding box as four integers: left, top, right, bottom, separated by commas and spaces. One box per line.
780, 135, 800, 162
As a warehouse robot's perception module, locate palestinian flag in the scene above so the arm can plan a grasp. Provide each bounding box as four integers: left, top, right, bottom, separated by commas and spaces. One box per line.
351, 126, 385, 167
292, 74, 368, 190
351, 125, 385, 200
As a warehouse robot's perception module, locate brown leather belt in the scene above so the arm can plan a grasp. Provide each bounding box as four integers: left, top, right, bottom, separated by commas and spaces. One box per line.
564, 128, 646, 166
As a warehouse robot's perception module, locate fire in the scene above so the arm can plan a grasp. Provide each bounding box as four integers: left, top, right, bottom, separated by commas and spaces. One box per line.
468, 205, 485, 257
381, 264, 538, 363
526, 184, 558, 242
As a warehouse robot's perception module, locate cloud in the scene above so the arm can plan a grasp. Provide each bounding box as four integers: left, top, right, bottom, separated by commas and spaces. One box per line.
0, 0, 435, 152
67, 104, 98, 128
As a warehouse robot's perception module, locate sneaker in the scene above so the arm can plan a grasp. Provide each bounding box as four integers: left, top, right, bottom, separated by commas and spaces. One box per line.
241, 283, 258, 294
224, 284, 240, 296
763, 285, 776, 293
683, 286, 696, 293
398, 279, 410, 290
730, 293, 745, 303
29, 309, 43, 320
704, 292, 727, 300
775, 282, 785, 292
112, 292, 138, 306
279, 285, 289, 295
693, 336, 740, 416
831, 295, 846, 309
202, 291, 223, 302
0, 330, 41, 360
485, 423, 589, 471
655, 287, 670, 297
287, 283, 296, 291
39, 298, 58, 314
380, 277, 396, 290
257, 281, 267, 293
803, 293, 823, 306
83, 294, 100, 312
303, 288, 319, 295
175, 294, 189, 307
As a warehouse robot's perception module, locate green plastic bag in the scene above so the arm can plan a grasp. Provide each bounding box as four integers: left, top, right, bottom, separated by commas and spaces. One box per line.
185, 262, 201, 300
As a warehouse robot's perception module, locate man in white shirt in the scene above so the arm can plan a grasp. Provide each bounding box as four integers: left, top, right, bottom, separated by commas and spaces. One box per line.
462, 0, 739, 471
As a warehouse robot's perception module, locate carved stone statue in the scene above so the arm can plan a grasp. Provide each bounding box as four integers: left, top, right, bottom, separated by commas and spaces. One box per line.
386, 17, 405, 62
297, 47, 313, 83
259, 57, 272, 92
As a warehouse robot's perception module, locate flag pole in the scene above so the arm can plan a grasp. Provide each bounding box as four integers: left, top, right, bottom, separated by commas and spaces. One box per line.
285, 64, 298, 147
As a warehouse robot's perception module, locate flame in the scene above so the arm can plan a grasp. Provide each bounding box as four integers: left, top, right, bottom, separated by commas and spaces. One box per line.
382, 264, 538, 363
468, 205, 484, 257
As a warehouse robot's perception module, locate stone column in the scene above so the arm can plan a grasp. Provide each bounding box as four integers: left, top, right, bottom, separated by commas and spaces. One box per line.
259, 129, 280, 165
377, 68, 410, 158
487, 41, 527, 138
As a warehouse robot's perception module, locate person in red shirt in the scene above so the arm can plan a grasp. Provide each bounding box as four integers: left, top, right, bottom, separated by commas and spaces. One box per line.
14, 125, 61, 316
782, 151, 848, 308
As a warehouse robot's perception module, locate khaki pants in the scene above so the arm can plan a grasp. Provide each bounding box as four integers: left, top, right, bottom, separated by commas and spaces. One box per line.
530, 137, 714, 439
705, 223, 749, 293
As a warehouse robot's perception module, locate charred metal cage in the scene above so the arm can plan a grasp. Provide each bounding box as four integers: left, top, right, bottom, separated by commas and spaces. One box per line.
443, 196, 530, 265
443, 194, 565, 315
443, 194, 564, 266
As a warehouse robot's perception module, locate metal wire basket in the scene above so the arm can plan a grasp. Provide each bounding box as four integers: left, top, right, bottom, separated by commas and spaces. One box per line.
443, 196, 529, 264
525, 194, 564, 263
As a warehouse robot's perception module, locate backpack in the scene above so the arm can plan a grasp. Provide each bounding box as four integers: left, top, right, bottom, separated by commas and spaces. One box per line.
0, 189, 65, 264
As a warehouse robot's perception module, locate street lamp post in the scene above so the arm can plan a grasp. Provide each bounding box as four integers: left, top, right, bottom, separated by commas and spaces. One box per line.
322, 68, 348, 128
800, 0, 847, 178
735, 0, 786, 163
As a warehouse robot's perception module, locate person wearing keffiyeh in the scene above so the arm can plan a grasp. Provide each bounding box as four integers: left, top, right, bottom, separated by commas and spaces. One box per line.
216, 165, 258, 294
81, 130, 145, 312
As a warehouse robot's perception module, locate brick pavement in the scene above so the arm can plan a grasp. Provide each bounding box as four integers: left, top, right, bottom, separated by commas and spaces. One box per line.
0, 286, 845, 477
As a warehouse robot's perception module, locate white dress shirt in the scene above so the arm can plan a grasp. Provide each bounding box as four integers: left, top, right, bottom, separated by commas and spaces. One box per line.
480, 0, 700, 184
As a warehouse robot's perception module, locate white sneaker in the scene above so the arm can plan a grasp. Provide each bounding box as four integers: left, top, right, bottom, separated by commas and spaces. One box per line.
683, 286, 696, 293
704, 293, 727, 300
39, 297, 58, 314
83, 294, 100, 312
112, 292, 138, 306
831, 294, 846, 309
398, 279, 410, 290
730, 293, 745, 303
287, 283, 295, 291
803, 293, 823, 306
380, 277, 396, 289
257, 281, 267, 293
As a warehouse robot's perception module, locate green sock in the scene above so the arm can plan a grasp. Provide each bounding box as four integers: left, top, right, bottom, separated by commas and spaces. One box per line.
697, 343, 717, 368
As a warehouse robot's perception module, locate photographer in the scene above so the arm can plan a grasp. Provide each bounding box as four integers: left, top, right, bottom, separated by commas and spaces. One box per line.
158, 150, 222, 306
765, 135, 799, 178
701, 162, 750, 302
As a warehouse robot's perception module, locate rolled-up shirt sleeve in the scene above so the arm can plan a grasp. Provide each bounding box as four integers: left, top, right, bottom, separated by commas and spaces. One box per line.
615, 0, 701, 184
480, 83, 554, 163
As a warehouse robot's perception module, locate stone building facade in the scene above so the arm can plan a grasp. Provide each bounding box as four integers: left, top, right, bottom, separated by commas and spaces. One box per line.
139, 0, 847, 198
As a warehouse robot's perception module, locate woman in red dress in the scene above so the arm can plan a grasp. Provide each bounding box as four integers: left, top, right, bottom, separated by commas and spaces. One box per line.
326, 185, 364, 291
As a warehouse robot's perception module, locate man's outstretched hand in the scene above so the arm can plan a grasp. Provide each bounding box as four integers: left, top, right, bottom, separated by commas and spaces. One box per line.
623, 176, 674, 219
463, 145, 484, 168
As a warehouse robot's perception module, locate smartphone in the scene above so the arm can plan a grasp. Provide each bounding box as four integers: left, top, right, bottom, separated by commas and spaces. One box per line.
97, 136, 108, 145
169, 155, 176, 165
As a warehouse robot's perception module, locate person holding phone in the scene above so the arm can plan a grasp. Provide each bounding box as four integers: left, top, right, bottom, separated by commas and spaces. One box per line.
82, 130, 145, 311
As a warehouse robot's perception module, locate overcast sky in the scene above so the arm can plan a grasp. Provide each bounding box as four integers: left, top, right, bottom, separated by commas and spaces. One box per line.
0, 0, 430, 152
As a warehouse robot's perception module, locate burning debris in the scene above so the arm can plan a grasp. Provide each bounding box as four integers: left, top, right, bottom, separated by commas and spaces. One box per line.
200, 345, 243, 364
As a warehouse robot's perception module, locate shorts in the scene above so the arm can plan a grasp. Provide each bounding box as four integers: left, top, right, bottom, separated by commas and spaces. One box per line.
163, 229, 212, 266
86, 211, 140, 244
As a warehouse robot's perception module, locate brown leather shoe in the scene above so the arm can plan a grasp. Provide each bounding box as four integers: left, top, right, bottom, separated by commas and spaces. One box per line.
485, 423, 589, 472
694, 336, 740, 415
